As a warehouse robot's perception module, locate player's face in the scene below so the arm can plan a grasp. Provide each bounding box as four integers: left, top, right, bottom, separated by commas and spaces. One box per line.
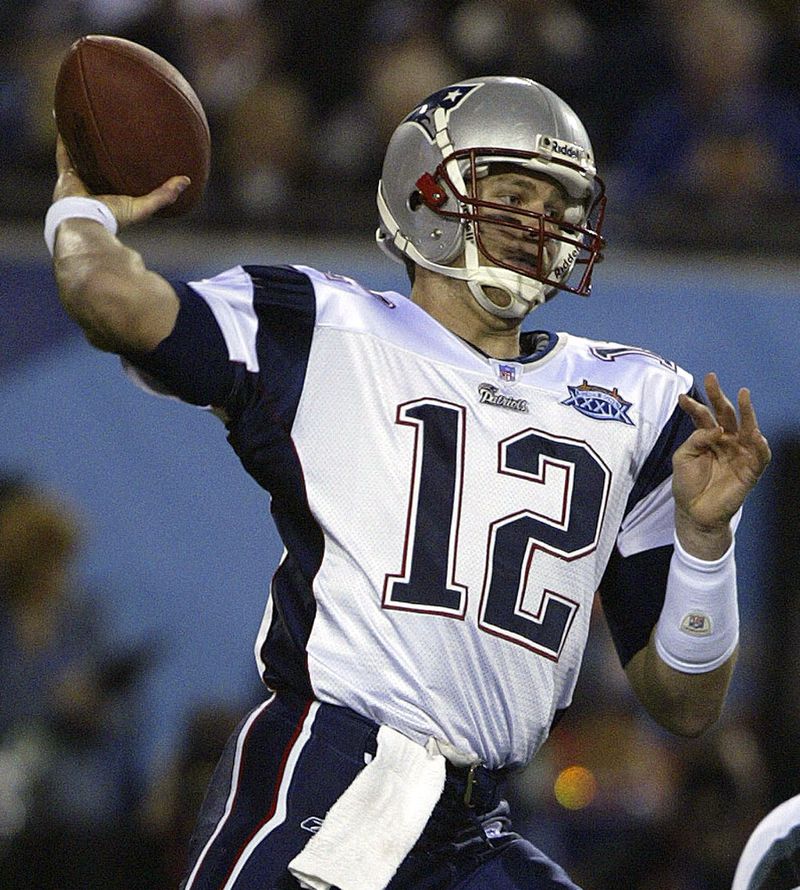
473, 169, 570, 278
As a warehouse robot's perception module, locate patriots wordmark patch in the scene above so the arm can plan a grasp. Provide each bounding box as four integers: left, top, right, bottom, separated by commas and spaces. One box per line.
405, 84, 483, 139
478, 383, 529, 413
561, 380, 635, 425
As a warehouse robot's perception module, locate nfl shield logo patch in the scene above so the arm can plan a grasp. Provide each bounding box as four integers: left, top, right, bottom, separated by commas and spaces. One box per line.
681, 612, 713, 636
498, 364, 516, 382
489, 359, 522, 383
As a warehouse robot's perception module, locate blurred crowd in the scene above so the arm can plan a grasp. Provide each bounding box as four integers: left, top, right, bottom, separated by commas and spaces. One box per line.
0, 475, 253, 887
1, 0, 799, 251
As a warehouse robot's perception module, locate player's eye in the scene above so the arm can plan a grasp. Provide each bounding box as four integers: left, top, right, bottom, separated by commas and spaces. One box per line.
496, 193, 523, 207
546, 208, 574, 233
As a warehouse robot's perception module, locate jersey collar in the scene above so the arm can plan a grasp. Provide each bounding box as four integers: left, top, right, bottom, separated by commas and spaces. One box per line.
456, 330, 558, 364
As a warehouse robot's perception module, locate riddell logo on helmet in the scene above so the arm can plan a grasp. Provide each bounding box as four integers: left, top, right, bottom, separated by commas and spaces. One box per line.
553, 248, 579, 280
554, 141, 580, 159
540, 136, 585, 162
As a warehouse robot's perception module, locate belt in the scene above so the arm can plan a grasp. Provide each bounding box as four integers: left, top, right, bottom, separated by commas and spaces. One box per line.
443, 758, 507, 810
312, 696, 507, 812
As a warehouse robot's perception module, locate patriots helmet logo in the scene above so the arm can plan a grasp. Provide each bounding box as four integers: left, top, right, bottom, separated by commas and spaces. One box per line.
404, 84, 483, 140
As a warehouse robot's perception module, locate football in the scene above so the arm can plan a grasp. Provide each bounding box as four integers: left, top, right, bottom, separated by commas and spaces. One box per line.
54, 35, 210, 216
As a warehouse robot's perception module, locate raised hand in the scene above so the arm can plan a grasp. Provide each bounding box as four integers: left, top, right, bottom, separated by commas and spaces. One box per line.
672, 372, 771, 558
53, 134, 190, 229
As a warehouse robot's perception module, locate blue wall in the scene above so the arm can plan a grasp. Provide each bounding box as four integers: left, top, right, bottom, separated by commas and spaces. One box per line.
1, 239, 797, 776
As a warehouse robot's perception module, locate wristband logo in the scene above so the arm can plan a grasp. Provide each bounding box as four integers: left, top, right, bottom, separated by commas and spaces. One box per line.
681, 612, 713, 636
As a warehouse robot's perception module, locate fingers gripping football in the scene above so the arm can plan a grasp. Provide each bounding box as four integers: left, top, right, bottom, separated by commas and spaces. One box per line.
54, 134, 191, 229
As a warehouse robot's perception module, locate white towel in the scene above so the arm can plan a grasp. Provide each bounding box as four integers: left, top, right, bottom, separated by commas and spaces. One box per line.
288, 725, 447, 890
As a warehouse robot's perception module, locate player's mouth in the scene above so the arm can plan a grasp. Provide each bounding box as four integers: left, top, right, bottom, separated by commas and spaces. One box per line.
479, 219, 558, 277
505, 249, 545, 275
485, 241, 554, 278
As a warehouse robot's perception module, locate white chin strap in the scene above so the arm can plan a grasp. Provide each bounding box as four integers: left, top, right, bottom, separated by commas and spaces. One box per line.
462, 230, 582, 319
466, 260, 548, 320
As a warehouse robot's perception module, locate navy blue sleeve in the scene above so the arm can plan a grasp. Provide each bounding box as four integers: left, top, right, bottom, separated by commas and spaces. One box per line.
599, 383, 704, 667
122, 282, 238, 408
622, 384, 701, 518
240, 264, 317, 430
599, 544, 673, 667
223, 265, 317, 491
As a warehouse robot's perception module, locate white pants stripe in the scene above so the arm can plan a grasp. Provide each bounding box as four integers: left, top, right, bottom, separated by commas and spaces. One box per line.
220, 700, 320, 888
183, 694, 277, 888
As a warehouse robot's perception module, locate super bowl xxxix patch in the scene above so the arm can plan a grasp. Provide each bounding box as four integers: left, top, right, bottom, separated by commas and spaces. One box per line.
561, 380, 635, 425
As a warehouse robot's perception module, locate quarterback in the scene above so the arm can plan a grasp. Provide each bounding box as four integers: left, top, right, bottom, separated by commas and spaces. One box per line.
46, 77, 770, 889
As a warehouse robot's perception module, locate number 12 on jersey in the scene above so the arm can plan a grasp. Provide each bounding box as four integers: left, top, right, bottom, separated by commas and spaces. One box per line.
383, 399, 611, 661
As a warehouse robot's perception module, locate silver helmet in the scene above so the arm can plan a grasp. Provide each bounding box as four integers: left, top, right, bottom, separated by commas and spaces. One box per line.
376, 77, 606, 319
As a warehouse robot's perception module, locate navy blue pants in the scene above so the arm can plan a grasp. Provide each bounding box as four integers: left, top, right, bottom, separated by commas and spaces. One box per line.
180, 690, 581, 889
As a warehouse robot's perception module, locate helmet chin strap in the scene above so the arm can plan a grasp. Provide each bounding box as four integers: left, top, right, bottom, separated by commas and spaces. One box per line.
466, 273, 547, 320
461, 219, 549, 319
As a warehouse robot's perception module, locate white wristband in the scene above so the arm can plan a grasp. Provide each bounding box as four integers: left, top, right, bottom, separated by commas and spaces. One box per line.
44, 197, 118, 256
653, 533, 739, 673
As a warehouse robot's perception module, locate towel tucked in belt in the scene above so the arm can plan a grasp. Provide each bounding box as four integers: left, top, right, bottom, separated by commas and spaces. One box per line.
288, 725, 468, 890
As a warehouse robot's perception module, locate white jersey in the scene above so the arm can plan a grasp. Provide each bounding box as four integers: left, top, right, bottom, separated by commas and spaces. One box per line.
126, 264, 698, 769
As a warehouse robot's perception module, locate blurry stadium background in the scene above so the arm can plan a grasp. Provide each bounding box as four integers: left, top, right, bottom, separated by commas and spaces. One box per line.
0, 1, 798, 888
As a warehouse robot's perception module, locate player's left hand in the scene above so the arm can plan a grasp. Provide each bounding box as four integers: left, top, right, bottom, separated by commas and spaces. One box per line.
672, 372, 771, 544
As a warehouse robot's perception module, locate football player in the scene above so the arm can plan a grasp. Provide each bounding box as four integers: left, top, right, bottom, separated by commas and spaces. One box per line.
733, 792, 800, 889
46, 77, 770, 889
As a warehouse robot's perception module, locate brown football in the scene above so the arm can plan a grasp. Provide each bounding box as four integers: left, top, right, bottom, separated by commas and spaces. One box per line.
54, 35, 210, 216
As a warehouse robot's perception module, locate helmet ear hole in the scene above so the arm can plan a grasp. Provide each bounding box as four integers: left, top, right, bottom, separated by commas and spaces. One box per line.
408, 190, 424, 211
